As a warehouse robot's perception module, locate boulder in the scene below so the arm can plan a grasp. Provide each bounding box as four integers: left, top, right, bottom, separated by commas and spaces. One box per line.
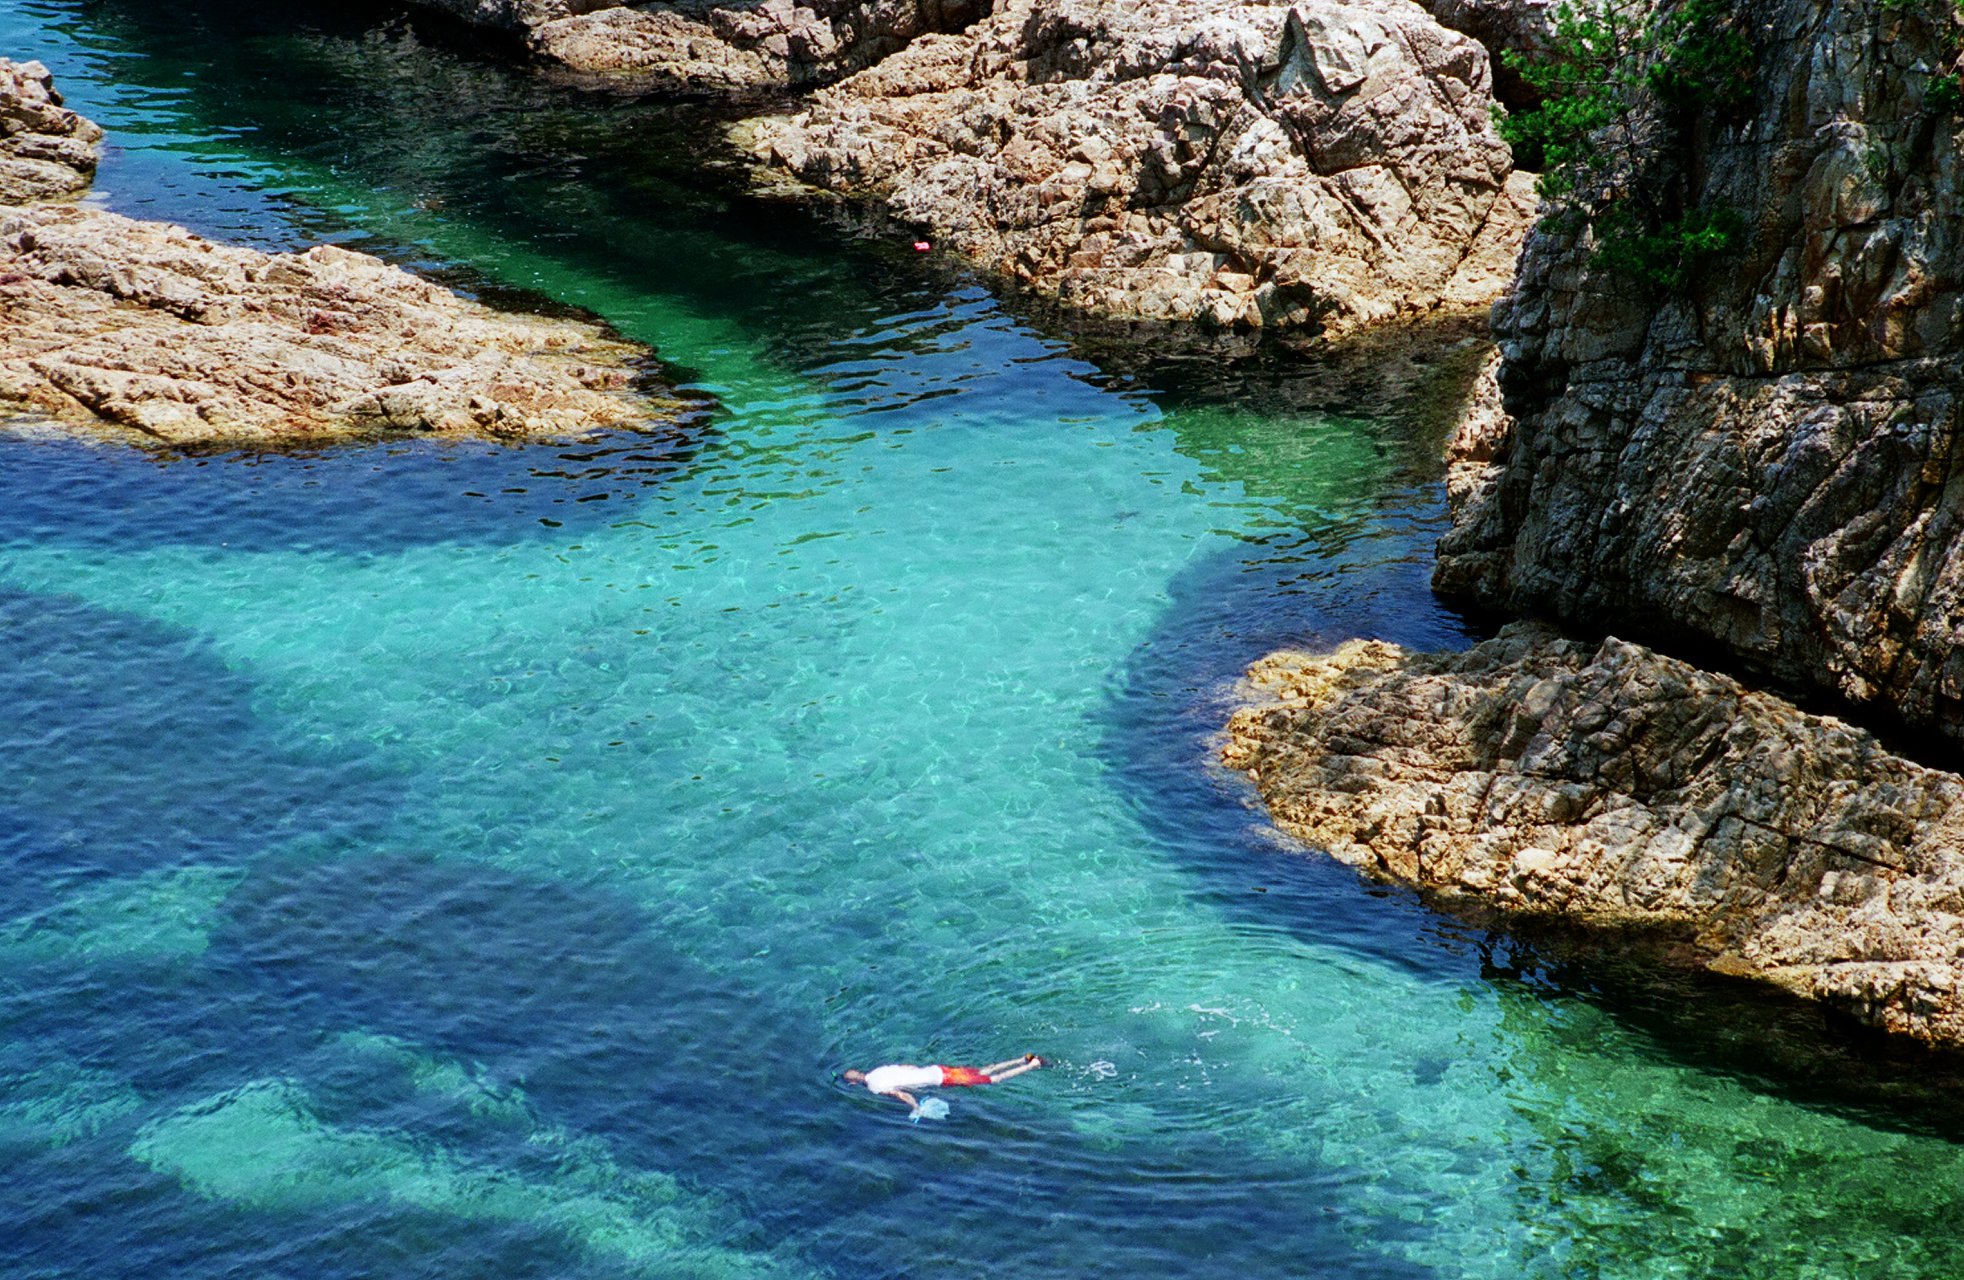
1410, 0, 1554, 107
0, 59, 102, 204
737, 0, 1537, 337
1223, 621, 1964, 1048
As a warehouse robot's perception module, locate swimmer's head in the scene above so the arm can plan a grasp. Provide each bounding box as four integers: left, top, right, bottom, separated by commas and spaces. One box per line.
842, 1069, 866, 1084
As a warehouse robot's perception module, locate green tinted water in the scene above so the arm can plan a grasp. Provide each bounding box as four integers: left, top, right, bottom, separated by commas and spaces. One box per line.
4, 2, 1964, 1276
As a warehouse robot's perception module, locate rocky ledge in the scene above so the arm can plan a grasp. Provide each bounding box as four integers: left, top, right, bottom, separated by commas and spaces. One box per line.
1224, 622, 1964, 1048
0, 60, 690, 448
401, 0, 990, 93
737, 0, 1537, 336
0, 59, 102, 204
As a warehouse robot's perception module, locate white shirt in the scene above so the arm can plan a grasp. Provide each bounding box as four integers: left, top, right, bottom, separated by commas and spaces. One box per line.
863, 1064, 942, 1095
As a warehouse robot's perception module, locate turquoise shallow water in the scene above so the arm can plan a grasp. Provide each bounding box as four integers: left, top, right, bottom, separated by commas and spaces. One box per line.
7, 3, 1964, 1276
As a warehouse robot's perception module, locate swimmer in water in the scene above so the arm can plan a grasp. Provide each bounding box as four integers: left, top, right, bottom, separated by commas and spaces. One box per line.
844, 1054, 1045, 1111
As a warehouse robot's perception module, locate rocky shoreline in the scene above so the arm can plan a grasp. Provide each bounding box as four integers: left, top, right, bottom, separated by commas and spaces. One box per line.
400, 0, 990, 94
735, 0, 1538, 338
1225, 622, 1964, 1047
0, 58, 692, 448
1223, 0, 1964, 1051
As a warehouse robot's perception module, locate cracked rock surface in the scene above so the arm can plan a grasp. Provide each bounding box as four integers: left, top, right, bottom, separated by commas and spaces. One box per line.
0, 58, 102, 204
1435, 0, 1964, 747
0, 205, 690, 446
0, 61, 693, 447
737, 0, 1536, 336
402, 0, 990, 92
1224, 621, 1964, 1048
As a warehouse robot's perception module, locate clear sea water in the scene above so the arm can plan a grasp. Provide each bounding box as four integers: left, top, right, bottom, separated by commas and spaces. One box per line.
5, 3, 1964, 1277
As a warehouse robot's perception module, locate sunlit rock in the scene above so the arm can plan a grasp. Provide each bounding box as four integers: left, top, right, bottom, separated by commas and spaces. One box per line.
736, 0, 1538, 338
1224, 621, 1964, 1048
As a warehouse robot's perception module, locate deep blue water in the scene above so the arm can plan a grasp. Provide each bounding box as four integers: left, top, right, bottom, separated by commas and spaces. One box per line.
5, 3, 1964, 1277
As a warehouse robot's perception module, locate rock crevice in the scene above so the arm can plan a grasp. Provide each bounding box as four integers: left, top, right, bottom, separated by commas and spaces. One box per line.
1435, 0, 1964, 749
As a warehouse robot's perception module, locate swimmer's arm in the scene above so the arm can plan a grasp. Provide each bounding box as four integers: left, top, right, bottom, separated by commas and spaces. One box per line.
878, 1088, 919, 1110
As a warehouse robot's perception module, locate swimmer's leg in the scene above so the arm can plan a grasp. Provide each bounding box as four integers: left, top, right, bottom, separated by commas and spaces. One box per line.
980, 1056, 1044, 1082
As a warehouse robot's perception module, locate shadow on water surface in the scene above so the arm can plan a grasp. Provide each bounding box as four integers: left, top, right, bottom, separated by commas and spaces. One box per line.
0, 586, 397, 904
0, 422, 710, 554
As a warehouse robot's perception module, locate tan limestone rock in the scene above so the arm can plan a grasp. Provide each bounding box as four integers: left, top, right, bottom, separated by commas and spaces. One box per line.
0, 59, 102, 204
737, 0, 1537, 337
0, 204, 689, 446
1224, 621, 1964, 1048
398, 0, 989, 92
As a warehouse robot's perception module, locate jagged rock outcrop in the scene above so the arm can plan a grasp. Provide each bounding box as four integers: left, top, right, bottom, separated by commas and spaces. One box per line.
1435, 0, 1964, 747
1410, 0, 1552, 107
1224, 622, 1964, 1047
401, 0, 990, 92
0, 66, 689, 447
0, 59, 102, 203
737, 0, 1538, 336
0, 205, 688, 445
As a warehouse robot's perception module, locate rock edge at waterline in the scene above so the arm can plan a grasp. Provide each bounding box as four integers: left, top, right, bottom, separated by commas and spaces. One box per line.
1223, 622, 1964, 1050
0, 58, 692, 448
398, 0, 990, 94
736, 0, 1538, 338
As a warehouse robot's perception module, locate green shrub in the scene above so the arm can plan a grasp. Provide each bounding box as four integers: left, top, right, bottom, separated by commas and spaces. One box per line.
1496, 0, 1752, 288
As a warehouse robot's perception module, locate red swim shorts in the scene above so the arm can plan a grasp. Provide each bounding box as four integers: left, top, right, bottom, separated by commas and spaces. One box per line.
939, 1066, 991, 1087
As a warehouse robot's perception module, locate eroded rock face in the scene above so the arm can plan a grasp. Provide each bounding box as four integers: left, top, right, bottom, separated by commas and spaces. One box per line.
1435, 0, 1964, 746
0, 61, 690, 447
1223, 622, 1964, 1047
531, 0, 990, 91
0, 204, 688, 445
1410, 0, 1553, 107
0, 59, 102, 204
738, 0, 1537, 336
400, 0, 990, 92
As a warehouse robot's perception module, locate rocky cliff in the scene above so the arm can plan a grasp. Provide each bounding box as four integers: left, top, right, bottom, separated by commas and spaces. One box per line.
0, 60, 691, 447
1436, 0, 1964, 748
737, 0, 1537, 337
1226, 0, 1964, 1048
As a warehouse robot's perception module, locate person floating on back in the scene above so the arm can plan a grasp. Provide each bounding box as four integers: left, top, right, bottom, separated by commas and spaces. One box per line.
845, 1054, 1045, 1120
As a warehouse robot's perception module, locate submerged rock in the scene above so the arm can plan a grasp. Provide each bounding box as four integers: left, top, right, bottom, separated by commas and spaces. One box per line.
0, 205, 688, 446
0, 59, 102, 204
1434, 0, 1964, 746
737, 0, 1537, 337
1224, 622, 1964, 1048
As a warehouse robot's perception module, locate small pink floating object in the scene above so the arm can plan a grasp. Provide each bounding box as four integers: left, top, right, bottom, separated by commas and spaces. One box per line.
912, 240, 932, 252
